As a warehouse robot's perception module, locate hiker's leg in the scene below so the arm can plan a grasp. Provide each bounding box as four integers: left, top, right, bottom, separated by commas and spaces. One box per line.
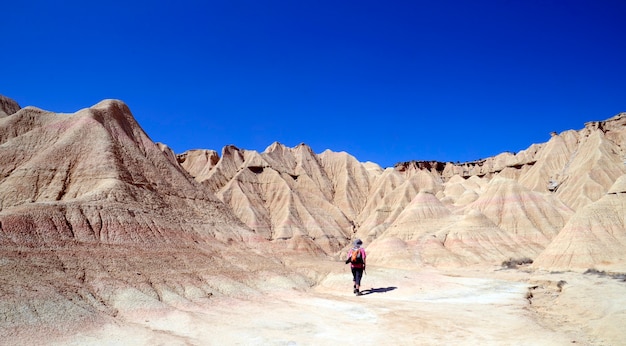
355, 268, 363, 290
351, 267, 358, 293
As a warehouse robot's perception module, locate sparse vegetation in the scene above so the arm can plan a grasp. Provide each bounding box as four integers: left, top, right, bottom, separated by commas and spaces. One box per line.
501, 257, 534, 269
584, 268, 606, 276
584, 268, 626, 282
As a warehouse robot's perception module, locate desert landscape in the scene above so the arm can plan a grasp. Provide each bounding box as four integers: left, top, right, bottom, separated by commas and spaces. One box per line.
1, 94, 625, 345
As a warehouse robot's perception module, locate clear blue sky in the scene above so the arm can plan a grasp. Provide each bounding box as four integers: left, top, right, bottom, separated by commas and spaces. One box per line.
2, 1, 625, 168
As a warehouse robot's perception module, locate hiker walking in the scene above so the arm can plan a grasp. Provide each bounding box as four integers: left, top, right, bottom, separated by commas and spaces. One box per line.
345, 239, 366, 296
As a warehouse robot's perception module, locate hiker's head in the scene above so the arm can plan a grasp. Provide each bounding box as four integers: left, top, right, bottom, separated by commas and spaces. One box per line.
354, 239, 363, 247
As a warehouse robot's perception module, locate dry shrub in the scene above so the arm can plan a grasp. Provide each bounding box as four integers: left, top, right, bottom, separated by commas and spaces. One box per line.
584, 268, 607, 276
501, 257, 534, 269
585, 268, 626, 282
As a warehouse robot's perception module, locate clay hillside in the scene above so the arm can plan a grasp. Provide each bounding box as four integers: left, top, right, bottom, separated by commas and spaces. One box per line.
0, 96, 302, 343
1, 95, 625, 344
178, 110, 626, 271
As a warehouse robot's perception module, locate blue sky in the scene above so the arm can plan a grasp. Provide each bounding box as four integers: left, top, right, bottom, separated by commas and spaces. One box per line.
2, 1, 625, 168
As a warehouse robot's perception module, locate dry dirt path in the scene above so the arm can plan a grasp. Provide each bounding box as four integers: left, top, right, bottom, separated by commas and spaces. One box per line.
56, 264, 592, 345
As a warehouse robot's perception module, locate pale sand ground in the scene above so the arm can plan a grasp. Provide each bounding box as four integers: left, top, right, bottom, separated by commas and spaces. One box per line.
52, 261, 625, 346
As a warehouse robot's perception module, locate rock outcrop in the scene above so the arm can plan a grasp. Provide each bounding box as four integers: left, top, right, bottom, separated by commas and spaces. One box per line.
0, 95, 21, 117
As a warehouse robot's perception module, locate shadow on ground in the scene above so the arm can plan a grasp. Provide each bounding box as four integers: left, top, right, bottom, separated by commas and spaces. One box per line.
360, 287, 397, 295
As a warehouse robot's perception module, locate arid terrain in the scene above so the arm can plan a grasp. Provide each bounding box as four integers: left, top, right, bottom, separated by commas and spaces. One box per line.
1, 95, 625, 345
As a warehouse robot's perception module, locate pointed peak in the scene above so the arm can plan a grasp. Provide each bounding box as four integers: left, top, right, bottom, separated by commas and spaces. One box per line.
265, 141, 287, 153
91, 99, 130, 112
293, 142, 315, 155
294, 142, 311, 150
222, 144, 241, 156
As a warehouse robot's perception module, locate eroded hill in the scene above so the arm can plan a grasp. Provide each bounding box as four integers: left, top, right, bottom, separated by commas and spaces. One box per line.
178, 112, 626, 271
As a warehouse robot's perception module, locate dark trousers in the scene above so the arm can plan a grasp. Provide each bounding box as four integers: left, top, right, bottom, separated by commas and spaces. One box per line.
351, 267, 364, 286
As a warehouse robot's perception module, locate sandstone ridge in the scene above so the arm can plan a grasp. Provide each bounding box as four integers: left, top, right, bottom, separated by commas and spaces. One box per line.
2, 95, 624, 271
179, 112, 626, 271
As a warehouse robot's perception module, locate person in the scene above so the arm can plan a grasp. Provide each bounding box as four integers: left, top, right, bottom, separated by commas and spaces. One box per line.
345, 238, 366, 295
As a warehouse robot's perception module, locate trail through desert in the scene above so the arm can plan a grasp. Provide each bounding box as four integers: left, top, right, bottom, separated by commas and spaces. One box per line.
51, 259, 625, 346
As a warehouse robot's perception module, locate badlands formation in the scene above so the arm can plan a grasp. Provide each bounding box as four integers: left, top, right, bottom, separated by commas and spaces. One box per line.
1, 94, 625, 345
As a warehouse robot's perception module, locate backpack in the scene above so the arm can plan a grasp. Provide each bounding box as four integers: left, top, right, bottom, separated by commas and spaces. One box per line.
350, 248, 364, 264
